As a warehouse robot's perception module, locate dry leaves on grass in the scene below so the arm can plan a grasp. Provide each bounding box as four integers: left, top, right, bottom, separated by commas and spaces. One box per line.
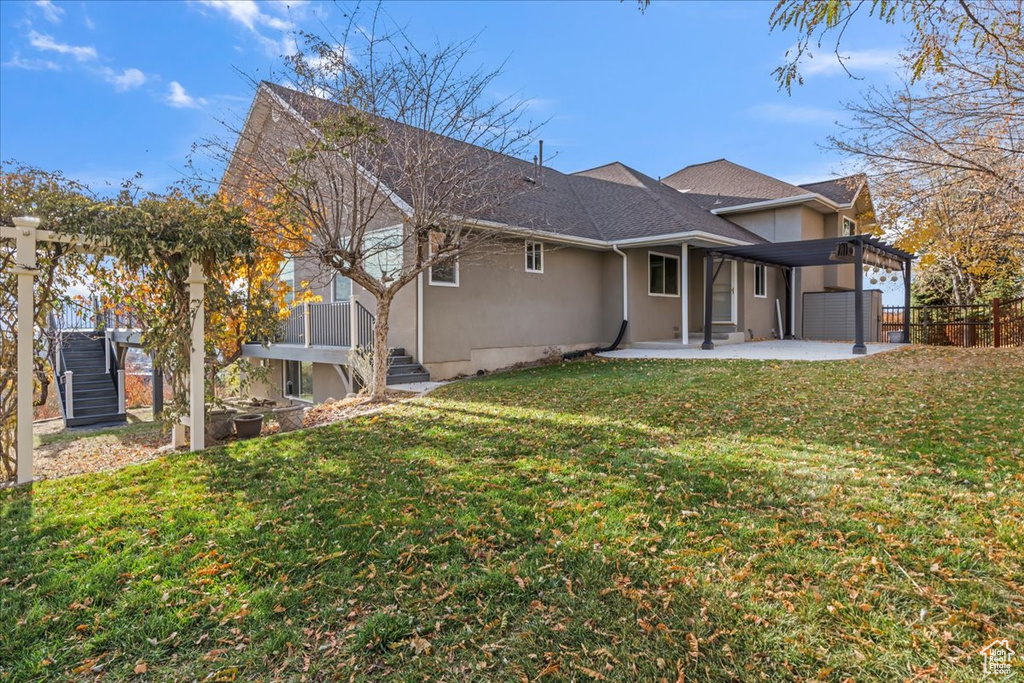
303, 392, 408, 428
31, 421, 168, 481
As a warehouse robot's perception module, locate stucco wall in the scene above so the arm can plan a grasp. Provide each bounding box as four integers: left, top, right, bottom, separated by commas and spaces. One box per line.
626, 245, 685, 342
417, 240, 611, 377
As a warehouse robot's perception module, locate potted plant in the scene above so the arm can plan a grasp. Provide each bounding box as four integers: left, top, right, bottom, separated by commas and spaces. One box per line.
234, 413, 264, 439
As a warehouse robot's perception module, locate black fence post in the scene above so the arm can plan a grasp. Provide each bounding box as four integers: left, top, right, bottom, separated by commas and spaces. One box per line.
903, 259, 912, 343
853, 240, 866, 354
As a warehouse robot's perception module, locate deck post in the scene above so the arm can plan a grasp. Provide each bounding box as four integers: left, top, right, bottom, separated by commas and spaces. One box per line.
903, 259, 912, 343
117, 369, 126, 414
303, 302, 311, 347
853, 240, 866, 354
187, 261, 206, 451
65, 371, 75, 419
13, 217, 40, 484
702, 251, 715, 350
350, 293, 359, 348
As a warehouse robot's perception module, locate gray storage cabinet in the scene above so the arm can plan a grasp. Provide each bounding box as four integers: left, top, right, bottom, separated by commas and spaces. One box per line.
802, 290, 881, 341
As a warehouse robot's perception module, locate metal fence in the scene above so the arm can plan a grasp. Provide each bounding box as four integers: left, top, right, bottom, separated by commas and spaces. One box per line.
276, 300, 375, 349
882, 296, 1024, 347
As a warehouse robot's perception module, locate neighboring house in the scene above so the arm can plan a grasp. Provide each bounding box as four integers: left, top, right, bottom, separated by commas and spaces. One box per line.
228, 83, 899, 406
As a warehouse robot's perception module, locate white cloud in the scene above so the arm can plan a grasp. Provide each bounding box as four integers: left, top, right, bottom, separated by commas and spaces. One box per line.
103, 67, 147, 92
28, 30, 97, 62
3, 51, 61, 71
195, 0, 296, 57
34, 0, 64, 23
197, 0, 290, 31
800, 48, 902, 77
166, 81, 207, 108
749, 102, 841, 125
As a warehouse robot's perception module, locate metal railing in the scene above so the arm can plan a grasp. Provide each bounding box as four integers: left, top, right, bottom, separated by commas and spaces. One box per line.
274, 300, 375, 349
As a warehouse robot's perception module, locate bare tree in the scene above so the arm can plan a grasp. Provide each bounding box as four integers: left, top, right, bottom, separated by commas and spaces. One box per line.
212, 8, 540, 401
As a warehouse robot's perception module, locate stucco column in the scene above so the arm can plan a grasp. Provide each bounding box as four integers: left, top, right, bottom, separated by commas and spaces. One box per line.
187, 260, 206, 451
13, 217, 40, 484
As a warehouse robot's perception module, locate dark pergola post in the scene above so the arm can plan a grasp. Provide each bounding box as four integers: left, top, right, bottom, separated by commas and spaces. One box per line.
702, 251, 715, 350
853, 239, 867, 354
152, 367, 164, 416
902, 258, 912, 343
783, 267, 793, 339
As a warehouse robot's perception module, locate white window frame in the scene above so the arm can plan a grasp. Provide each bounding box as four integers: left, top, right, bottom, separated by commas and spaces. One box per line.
525, 240, 544, 273
648, 251, 680, 297
428, 231, 459, 287
842, 216, 857, 237
754, 264, 767, 298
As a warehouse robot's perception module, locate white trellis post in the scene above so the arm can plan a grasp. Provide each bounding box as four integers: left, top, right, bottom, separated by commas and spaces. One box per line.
187, 261, 206, 452
12, 217, 40, 484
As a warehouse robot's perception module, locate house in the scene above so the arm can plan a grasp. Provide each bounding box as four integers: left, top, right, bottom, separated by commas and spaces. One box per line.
228, 83, 911, 406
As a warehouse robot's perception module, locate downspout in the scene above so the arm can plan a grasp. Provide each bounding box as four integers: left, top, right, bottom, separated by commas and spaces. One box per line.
563, 245, 628, 359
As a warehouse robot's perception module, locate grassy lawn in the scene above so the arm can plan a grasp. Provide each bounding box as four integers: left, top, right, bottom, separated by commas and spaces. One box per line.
2, 346, 1022, 681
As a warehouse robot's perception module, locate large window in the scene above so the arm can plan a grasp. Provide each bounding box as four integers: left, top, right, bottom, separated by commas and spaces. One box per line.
333, 274, 352, 302
428, 231, 459, 286
649, 252, 680, 296
284, 360, 313, 401
366, 226, 404, 281
525, 240, 544, 273
842, 216, 857, 237
754, 264, 767, 298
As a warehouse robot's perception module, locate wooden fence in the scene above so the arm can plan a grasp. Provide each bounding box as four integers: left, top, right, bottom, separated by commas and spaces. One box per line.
882, 295, 1024, 347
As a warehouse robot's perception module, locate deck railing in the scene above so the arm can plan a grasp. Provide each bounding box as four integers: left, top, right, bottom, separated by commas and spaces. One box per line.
275, 300, 376, 349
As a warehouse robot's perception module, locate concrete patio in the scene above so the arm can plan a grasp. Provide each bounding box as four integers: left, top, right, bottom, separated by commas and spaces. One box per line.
600, 340, 906, 361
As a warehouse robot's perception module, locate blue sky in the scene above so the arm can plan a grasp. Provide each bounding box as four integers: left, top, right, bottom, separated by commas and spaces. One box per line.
0, 0, 908, 194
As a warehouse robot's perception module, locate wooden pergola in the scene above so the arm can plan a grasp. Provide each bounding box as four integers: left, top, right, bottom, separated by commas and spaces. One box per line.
3, 216, 207, 485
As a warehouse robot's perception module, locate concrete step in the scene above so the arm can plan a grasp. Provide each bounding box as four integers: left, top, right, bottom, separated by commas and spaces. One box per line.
387, 371, 431, 385
388, 347, 406, 358
389, 355, 413, 365
387, 362, 424, 375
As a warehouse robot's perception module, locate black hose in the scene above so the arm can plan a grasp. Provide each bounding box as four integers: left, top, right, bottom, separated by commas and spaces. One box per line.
562, 320, 628, 360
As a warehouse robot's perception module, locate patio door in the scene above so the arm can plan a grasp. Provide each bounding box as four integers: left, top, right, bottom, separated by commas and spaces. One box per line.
712, 260, 736, 324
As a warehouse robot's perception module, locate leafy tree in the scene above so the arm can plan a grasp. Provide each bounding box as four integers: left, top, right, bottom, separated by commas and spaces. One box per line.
211, 7, 539, 401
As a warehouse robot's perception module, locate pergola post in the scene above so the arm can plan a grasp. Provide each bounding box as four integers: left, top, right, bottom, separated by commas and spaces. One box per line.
188, 261, 206, 451
702, 251, 715, 350
853, 239, 867, 354
13, 217, 40, 484
783, 267, 793, 339
152, 368, 164, 416
902, 259, 912, 343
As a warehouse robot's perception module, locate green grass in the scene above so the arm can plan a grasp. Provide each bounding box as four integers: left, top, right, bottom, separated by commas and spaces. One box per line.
3, 346, 1022, 681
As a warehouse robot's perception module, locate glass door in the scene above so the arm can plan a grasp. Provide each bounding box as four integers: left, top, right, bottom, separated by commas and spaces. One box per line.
712, 260, 735, 323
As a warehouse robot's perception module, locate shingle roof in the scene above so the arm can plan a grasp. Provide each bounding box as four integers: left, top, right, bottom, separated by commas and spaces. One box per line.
660, 159, 811, 210
261, 83, 765, 245
799, 174, 865, 205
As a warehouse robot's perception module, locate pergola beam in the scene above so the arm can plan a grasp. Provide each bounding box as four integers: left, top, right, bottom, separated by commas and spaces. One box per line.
4, 217, 207, 484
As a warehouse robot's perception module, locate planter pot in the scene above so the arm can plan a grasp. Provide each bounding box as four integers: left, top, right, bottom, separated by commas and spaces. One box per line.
274, 405, 305, 433
206, 408, 238, 442
234, 413, 264, 440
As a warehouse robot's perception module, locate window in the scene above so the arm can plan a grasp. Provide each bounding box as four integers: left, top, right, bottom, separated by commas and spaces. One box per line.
428, 231, 459, 286
754, 264, 767, 298
525, 241, 544, 273
284, 360, 313, 401
333, 274, 352, 302
366, 226, 404, 281
648, 252, 680, 296
280, 258, 295, 304
842, 216, 856, 237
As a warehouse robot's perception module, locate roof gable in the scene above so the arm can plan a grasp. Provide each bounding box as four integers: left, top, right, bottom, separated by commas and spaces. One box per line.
661, 159, 811, 210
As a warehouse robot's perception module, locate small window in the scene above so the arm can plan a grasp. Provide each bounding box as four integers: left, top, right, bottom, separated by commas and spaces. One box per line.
754, 264, 767, 298
649, 252, 680, 296
280, 258, 295, 304
525, 241, 543, 273
284, 360, 313, 401
428, 231, 459, 286
333, 274, 351, 302
842, 216, 856, 237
